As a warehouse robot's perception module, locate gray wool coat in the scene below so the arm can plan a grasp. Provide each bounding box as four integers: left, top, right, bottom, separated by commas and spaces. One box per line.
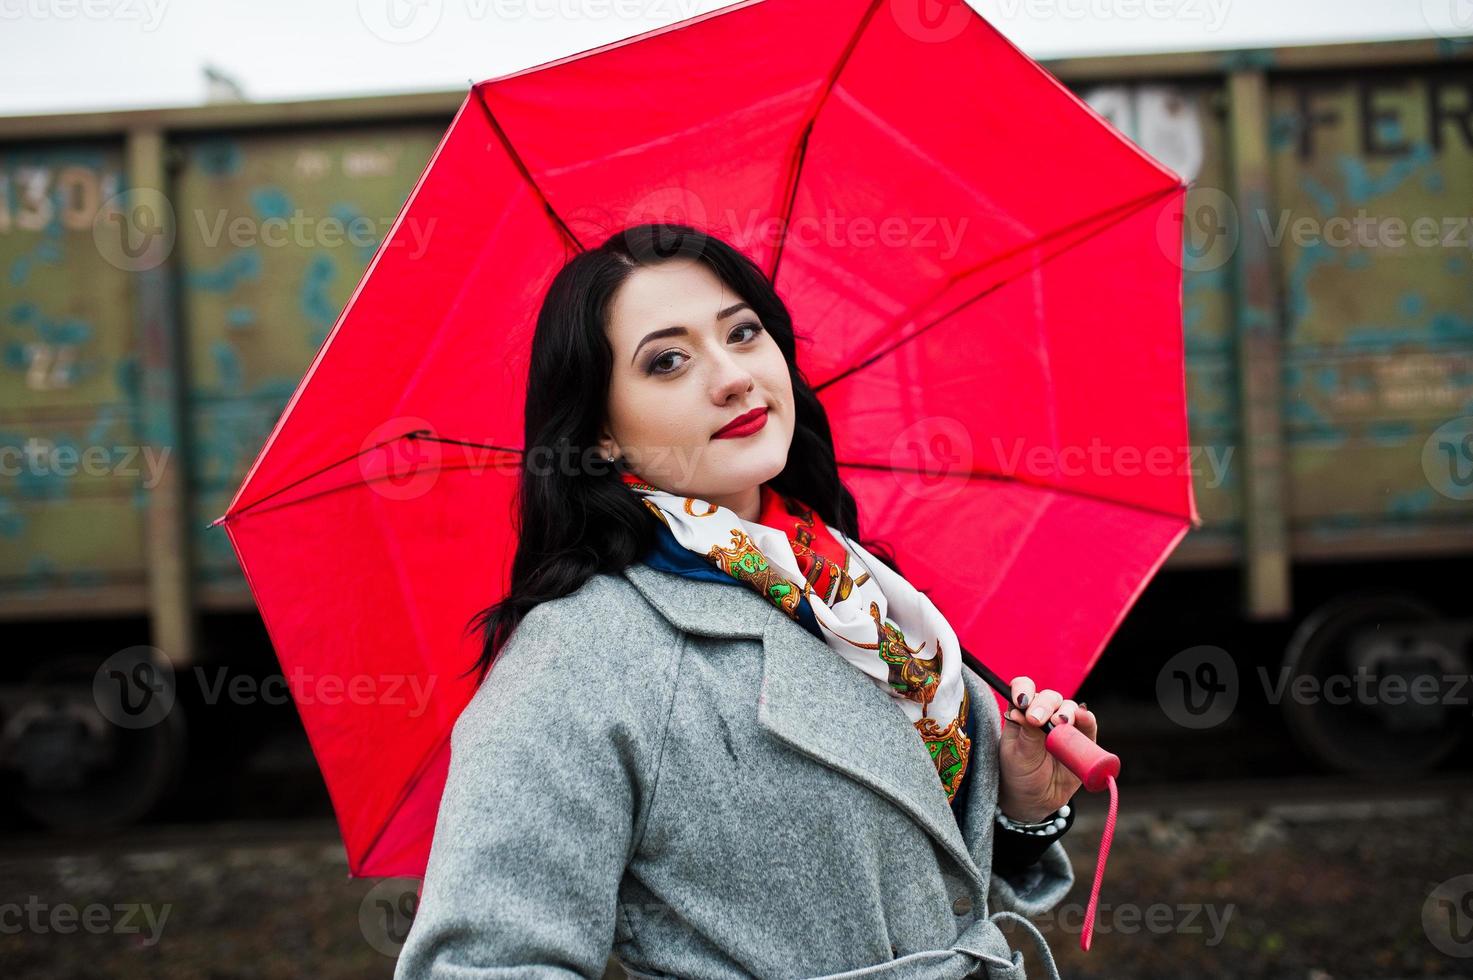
393, 560, 1075, 980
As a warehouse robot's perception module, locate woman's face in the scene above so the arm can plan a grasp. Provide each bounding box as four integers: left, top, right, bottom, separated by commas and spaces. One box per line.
599, 257, 795, 521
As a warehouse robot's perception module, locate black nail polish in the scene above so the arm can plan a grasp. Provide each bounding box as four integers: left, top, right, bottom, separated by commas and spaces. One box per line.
1017, 692, 1030, 708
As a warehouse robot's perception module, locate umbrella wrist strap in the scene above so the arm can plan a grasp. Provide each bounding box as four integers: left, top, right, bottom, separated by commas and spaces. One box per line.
1079, 773, 1119, 952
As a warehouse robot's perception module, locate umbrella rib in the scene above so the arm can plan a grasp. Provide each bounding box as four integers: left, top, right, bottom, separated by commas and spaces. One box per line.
811, 182, 1182, 394
222, 432, 524, 521
220, 458, 521, 523
353, 727, 456, 878
769, 0, 887, 283
219, 430, 444, 522
836, 459, 1192, 525
472, 83, 584, 253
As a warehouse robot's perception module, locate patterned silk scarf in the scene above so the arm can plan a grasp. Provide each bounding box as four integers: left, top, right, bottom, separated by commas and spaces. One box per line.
621, 472, 972, 802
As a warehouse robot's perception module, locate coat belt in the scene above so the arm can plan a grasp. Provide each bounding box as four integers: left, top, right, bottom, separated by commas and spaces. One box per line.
793, 910, 1063, 980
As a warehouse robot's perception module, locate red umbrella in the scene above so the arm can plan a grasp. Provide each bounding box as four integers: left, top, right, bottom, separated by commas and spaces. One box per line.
215, 0, 1197, 933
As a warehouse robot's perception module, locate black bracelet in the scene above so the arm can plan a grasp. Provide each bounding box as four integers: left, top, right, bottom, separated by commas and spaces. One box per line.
994, 803, 1071, 836
991, 793, 1078, 877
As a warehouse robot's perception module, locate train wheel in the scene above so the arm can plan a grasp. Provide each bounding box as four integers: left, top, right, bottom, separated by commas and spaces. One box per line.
4, 651, 186, 832
1280, 591, 1466, 777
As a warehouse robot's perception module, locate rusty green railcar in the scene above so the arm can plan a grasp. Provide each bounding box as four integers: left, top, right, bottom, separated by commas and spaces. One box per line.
0, 37, 1469, 827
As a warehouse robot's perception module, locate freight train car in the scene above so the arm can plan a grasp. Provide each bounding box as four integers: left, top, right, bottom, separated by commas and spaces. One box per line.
1, 37, 1470, 830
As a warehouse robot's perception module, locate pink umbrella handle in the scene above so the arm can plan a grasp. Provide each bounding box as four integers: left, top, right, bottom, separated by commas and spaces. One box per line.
958, 642, 1122, 792
1044, 723, 1121, 952
1044, 719, 1121, 793
987, 709, 1121, 953
955, 596, 1134, 954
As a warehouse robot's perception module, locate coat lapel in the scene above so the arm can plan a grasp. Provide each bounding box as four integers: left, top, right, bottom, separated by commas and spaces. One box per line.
621, 561, 984, 888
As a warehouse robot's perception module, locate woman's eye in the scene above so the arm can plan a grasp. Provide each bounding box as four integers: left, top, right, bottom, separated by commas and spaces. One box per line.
646, 323, 762, 376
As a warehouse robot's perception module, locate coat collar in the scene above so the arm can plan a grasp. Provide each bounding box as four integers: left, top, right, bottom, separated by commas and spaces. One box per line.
620, 560, 986, 888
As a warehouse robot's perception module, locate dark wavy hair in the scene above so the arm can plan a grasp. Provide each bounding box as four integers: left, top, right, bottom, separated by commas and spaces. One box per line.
463, 222, 900, 685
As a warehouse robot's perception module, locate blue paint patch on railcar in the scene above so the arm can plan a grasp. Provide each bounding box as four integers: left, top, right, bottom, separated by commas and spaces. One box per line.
211, 340, 243, 393
301, 254, 338, 347
190, 378, 298, 506
1435, 38, 1473, 59
1365, 421, 1416, 445
1284, 426, 1349, 448
37, 316, 91, 347
7, 215, 65, 288
1338, 307, 1473, 351
1218, 49, 1276, 72
192, 140, 244, 178
1284, 239, 1336, 331
1387, 487, 1436, 517
249, 185, 292, 221
226, 306, 255, 329
1186, 405, 1237, 434
1282, 364, 1341, 438
1337, 143, 1434, 204
1283, 402, 1329, 434
328, 202, 381, 262
2, 305, 98, 388
1299, 174, 1338, 217
5, 300, 37, 326
0, 429, 66, 500
187, 250, 263, 292
0, 150, 115, 286
1430, 309, 1473, 347
0, 496, 23, 538
1285, 137, 1440, 356
1183, 264, 1231, 349
78, 404, 115, 446
114, 352, 139, 403
1269, 112, 1297, 153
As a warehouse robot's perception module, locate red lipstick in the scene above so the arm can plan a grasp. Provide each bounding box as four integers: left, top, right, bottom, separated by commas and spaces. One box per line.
713, 407, 768, 439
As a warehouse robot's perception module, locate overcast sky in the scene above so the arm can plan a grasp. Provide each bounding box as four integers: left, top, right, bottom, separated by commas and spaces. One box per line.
0, 0, 1468, 116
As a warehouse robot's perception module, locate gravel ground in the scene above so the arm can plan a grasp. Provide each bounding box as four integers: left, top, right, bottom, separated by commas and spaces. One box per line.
1023, 782, 1473, 979
2, 783, 1470, 980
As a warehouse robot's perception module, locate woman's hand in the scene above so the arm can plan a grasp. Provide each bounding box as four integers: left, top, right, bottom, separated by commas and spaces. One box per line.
996, 675, 1098, 822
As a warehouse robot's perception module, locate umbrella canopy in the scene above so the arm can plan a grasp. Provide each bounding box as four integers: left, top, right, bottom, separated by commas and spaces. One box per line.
218, 0, 1199, 878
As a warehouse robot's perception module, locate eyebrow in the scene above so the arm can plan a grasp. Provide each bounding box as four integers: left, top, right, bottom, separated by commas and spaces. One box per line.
630, 302, 754, 366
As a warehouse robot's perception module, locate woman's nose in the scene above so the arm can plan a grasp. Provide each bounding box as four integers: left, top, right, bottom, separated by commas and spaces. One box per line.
710, 354, 755, 402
